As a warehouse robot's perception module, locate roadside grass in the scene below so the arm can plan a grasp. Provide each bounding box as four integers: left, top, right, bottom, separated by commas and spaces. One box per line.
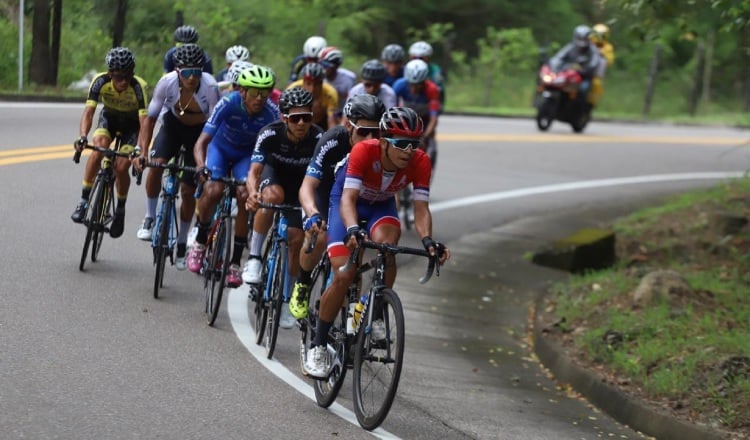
547, 177, 750, 431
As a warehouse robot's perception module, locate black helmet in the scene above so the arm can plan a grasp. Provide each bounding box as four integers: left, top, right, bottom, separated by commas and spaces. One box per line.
105, 47, 135, 72
279, 87, 314, 114
379, 106, 423, 138
173, 43, 205, 68
381, 44, 406, 63
174, 25, 198, 43
300, 62, 325, 80
360, 59, 387, 82
344, 94, 386, 122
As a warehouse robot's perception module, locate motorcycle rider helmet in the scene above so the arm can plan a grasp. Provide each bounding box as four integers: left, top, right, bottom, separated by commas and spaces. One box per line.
573, 25, 592, 49
105, 47, 135, 72
344, 94, 386, 122
409, 41, 433, 59
380, 106, 423, 139
279, 87, 314, 114
381, 44, 406, 63
403, 59, 429, 84
303, 36, 327, 59
173, 43, 205, 68
360, 59, 387, 83
225, 45, 250, 63
228, 60, 254, 85
174, 25, 199, 44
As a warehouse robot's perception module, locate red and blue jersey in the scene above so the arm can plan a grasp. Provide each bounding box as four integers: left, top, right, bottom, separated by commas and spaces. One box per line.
392, 78, 441, 121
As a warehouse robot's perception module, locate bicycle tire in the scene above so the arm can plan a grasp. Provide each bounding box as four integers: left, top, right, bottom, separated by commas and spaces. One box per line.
253, 231, 274, 345
264, 243, 287, 359
314, 304, 349, 408
78, 176, 104, 271
153, 196, 173, 299
91, 181, 112, 262
205, 216, 231, 326
300, 255, 328, 375
352, 288, 405, 431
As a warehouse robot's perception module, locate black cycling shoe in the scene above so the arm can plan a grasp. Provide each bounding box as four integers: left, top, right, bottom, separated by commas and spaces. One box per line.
109, 207, 126, 238
71, 201, 88, 223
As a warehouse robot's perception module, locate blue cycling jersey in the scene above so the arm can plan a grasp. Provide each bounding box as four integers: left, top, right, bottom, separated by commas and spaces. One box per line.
202, 91, 281, 152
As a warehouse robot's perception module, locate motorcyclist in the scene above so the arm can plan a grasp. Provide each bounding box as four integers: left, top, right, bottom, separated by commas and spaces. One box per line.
548, 25, 602, 111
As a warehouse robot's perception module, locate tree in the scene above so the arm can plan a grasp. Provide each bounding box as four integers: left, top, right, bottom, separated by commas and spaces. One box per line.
30, 0, 53, 85
112, 0, 127, 47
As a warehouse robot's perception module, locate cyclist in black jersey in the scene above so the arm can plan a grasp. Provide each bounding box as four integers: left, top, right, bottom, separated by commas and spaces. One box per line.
288, 94, 386, 319
244, 87, 324, 329
71, 47, 148, 239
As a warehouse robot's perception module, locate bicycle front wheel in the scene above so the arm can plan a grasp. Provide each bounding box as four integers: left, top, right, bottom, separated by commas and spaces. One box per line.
352, 288, 405, 431
91, 180, 113, 262
253, 235, 273, 345
153, 198, 173, 299
205, 216, 231, 326
79, 177, 105, 271
264, 243, 287, 359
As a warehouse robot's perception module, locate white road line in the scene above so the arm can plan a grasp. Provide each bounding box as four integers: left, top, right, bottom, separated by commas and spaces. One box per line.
227, 171, 746, 437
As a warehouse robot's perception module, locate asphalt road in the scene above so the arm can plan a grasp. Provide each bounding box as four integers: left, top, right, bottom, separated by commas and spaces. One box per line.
1, 102, 748, 439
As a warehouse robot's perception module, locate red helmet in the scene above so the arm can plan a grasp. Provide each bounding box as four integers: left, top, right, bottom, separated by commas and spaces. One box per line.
379, 107, 423, 139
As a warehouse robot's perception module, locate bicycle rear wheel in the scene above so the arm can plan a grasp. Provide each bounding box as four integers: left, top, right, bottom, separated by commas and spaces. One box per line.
264, 244, 287, 359
314, 305, 349, 408
205, 216, 231, 326
91, 181, 112, 263
352, 288, 405, 431
253, 233, 273, 345
153, 197, 173, 299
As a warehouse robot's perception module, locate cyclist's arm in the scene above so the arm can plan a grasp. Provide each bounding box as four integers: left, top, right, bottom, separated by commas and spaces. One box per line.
340, 187, 360, 243
136, 115, 157, 155
78, 105, 96, 140
299, 175, 321, 218
193, 132, 212, 169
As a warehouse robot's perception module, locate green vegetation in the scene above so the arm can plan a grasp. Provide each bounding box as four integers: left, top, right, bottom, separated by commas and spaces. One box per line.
547, 177, 750, 432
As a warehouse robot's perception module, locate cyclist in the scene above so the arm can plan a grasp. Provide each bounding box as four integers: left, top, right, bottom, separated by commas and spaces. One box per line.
215, 45, 251, 83
243, 87, 324, 329
186, 65, 280, 287
381, 43, 406, 87
548, 25, 602, 111
287, 62, 338, 131
289, 94, 386, 319
392, 59, 441, 170
163, 25, 214, 74
71, 47, 148, 239
133, 43, 221, 269
304, 106, 450, 377
288, 35, 327, 84
219, 59, 254, 96
347, 59, 397, 109
408, 41, 446, 105
589, 23, 614, 107
318, 46, 357, 124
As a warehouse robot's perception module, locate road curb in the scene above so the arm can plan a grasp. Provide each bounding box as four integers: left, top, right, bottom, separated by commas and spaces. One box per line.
532, 298, 726, 440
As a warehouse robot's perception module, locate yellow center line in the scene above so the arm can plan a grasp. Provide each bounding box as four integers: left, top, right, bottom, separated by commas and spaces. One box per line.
0, 149, 90, 166
0, 145, 71, 157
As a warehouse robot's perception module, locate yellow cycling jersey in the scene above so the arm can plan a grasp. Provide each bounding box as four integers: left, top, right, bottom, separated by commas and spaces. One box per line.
286, 79, 338, 119
596, 42, 615, 67
85, 72, 149, 118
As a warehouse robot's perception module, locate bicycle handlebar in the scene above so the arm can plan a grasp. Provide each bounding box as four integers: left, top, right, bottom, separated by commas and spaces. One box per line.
193, 173, 244, 199
304, 232, 318, 254
340, 239, 440, 284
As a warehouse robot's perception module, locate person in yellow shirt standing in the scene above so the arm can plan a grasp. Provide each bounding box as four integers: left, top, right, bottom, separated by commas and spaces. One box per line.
589, 23, 614, 107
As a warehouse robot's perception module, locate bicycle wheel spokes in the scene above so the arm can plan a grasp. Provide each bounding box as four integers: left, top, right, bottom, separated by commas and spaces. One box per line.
353, 289, 405, 431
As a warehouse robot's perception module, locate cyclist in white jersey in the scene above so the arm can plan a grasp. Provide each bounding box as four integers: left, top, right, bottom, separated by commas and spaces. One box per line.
347, 59, 397, 109
319, 46, 356, 125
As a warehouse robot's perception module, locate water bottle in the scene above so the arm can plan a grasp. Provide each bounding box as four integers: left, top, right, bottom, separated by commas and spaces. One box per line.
346, 303, 357, 335
352, 294, 368, 330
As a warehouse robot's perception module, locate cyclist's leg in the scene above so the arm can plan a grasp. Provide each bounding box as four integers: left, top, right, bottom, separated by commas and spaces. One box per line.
365, 199, 401, 288
176, 119, 205, 257
225, 157, 251, 287
109, 128, 139, 238
293, 189, 329, 315
72, 116, 111, 222
187, 144, 226, 273
243, 166, 282, 283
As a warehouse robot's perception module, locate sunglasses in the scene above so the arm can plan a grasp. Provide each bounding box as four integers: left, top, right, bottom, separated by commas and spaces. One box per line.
286, 112, 314, 124
178, 67, 202, 78
384, 137, 419, 151
348, 120, 380, 138
363, 82, 380, 88
109, 71, 132, 81
244, 87, 272, 99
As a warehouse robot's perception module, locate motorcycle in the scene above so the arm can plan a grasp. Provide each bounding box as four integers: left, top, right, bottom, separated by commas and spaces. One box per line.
534, 63, 591, 133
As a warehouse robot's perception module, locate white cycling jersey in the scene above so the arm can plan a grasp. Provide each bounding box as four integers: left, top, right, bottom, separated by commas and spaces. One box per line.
147, 71, 221, 119
347, 82, 398, 109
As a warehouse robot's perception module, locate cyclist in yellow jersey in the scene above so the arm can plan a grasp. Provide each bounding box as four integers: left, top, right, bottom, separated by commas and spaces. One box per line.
71, 47, 148, 239
589, 23, 614, 106
287, 62, 338, 130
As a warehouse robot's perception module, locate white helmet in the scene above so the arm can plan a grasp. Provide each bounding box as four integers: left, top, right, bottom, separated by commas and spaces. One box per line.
408, 41, 433, 58
225, 45, 250, 63
404, 59, 429, 84
303, 36, 327, 59
228, 60, 254, 85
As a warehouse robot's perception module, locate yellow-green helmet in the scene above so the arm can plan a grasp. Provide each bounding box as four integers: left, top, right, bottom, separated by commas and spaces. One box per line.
237, 65, 275, 88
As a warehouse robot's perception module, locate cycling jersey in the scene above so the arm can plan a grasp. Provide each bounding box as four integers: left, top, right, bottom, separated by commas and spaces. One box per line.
163, 46, 214, 74
288, 54, 307, 83
427, 63, 446, 105
305, 125, 352, 219
326, 68, 357, 114
203, 91, 280, 153
85, 72, 149, 119
347, 83, 398, 109
147, 71, 221, 120
286, 79, 338, 129
392, 78, 441, 121
252, 120, 324, 186
383, 66, 404, 87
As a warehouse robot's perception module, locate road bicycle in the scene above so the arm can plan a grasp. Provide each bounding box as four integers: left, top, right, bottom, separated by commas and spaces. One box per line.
300, 236, 441, 430
250, 202, 302, 360
72, 136, 138, 271
198, 175, 242, 326
141, 148, 197, 299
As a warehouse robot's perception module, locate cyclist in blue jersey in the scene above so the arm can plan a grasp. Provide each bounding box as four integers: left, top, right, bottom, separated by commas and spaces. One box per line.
163, 25, 214, 74
408, 41, 445, 105
288, 94, 386, 319
186, 65, 280, 287
288, 35, 327, 84
381, 43, 406, 87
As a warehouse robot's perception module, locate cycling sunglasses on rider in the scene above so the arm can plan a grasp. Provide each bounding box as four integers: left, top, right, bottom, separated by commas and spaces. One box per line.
286, 112, 314, 123
384, 137, 419, 151
348, 120, 380, 138
109, 71, 133, 81
244, 87, 272, 99
178, 67, 202, 78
